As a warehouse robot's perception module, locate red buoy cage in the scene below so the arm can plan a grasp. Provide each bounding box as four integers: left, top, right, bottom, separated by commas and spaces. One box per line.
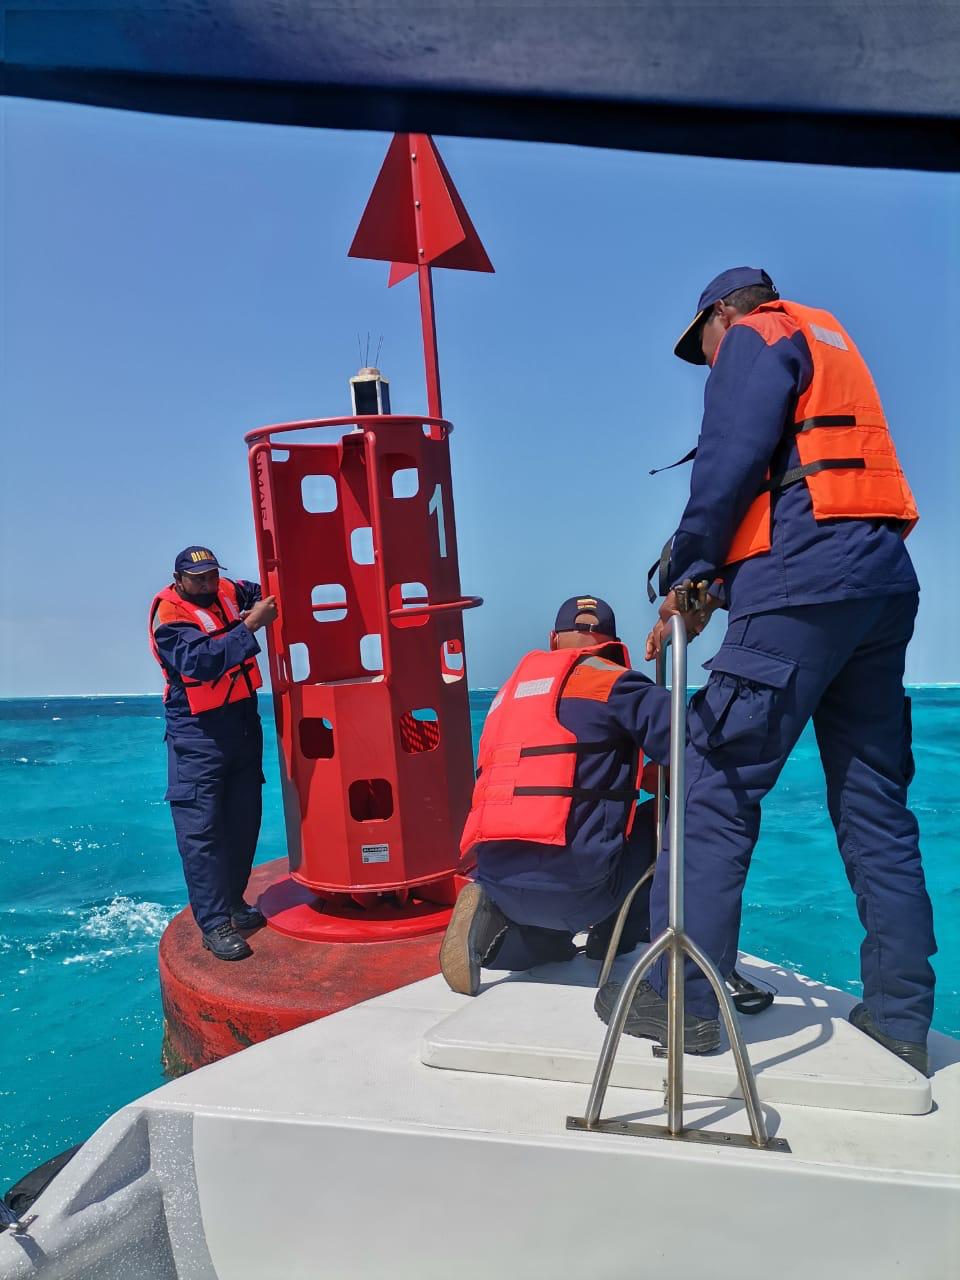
246, 415, 481, 905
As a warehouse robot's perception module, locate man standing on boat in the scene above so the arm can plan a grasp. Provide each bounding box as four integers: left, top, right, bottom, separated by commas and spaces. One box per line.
440, 596, 672, 997
596, 267, 936, 1072
149, 547, 277, 961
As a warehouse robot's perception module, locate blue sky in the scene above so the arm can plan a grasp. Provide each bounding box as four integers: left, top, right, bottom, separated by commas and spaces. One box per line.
1, 97, 957, 695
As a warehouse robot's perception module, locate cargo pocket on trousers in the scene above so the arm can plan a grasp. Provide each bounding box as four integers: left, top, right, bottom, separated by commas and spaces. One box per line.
695, 643, 798, 761
164, 781, 198, 804
901, 695, 916, 785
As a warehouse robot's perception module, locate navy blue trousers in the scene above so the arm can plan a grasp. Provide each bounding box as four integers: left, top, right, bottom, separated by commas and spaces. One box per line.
483, 806, 657, 971
165, 711, 264, 932
649, 593, 936, 1041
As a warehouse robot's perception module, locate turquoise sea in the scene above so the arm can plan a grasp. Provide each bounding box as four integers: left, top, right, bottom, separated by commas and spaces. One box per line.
1, 690, 958, 1191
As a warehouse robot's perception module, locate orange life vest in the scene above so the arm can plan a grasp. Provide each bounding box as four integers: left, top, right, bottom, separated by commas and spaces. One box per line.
724, 300, 918, 566
460, 646, 644, 854
148, 578, 263, 715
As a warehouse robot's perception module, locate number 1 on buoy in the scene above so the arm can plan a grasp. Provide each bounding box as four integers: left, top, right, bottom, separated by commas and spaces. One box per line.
428, 482, 448, 558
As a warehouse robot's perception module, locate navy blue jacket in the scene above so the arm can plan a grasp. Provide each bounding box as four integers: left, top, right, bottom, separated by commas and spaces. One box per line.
476, 649, 671, 898
667, 319, 918, 621
153, 580, 262, 735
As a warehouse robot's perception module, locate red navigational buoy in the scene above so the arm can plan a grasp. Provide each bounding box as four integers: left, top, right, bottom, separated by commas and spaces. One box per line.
246, 405, 482, 906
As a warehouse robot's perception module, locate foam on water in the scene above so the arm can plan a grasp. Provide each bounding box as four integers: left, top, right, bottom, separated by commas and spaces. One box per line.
79, 896, 173, 942
56, 898, 176, 966
0, 690, 957, 1192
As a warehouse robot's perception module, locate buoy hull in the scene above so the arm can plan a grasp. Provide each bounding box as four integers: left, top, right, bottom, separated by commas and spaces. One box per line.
159, 857, 450, 1076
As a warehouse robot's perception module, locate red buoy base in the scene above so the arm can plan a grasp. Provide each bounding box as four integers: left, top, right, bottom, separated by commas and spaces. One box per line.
159, 857, 451, 1077
260, 868, 467, 942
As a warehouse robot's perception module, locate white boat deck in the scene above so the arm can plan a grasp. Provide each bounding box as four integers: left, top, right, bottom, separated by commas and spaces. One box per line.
3, 952, 958, 1279
146, 952, 959, 1175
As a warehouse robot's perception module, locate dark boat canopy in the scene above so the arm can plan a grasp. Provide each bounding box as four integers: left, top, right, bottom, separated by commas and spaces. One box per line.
4, 2, 958, 171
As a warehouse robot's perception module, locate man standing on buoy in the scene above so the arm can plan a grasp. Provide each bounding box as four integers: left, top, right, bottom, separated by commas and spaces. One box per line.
598, 267, 936, 1073
149, 547, 277, 961
440, 596, 672, 998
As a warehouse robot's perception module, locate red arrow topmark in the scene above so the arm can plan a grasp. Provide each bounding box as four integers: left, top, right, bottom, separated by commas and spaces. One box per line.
349, 134, 494, 286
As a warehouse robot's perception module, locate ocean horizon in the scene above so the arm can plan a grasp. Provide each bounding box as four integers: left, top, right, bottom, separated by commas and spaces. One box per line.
4, 682, 959, 704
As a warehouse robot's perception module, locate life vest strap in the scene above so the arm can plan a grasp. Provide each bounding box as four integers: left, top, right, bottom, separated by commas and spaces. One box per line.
238, 659, 258, 698
647, 536, 673, 603
514, 785, 640, 802
762, 456, 866, 494
793, 414, 857, 432
475, 739, 624, 779
648, 445, 698, 476
216, 660, 258, 708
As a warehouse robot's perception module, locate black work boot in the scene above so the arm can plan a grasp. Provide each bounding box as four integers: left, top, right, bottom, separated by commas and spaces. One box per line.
727, 968, 774, 1015
584, 925, 647, 962
849, 1003, 929, 1076
202, 921, 253, 961
231, 901, 266, 931
439, 883, 507, 996
595, 979, 721, 1054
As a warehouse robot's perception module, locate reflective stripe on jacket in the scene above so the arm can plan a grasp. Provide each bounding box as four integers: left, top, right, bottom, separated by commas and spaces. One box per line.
460, 645, 644, 853
725, 300, 918, 565
149, 579, 263, 715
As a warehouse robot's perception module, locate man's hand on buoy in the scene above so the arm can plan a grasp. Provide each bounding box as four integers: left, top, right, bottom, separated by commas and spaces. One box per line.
645, 589, 717, 660
243, 596, 279, 632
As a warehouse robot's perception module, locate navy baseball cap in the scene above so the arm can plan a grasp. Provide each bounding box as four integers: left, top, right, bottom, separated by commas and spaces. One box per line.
674, 266, 778, 365
554, 595, 618, 638
175, 546, 225, 575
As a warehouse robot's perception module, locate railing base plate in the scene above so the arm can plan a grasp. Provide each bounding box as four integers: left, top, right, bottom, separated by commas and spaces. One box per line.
566, 1116, 791, 1152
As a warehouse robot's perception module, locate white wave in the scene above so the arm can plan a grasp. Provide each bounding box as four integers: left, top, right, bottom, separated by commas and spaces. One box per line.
80, 896, 173, 942
63, 947, 130, 966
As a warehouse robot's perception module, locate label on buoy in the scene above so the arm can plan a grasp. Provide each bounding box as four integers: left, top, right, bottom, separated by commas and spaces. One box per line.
361, 843, 390, 864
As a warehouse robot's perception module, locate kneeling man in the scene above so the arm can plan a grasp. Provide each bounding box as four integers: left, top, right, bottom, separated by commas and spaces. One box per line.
440, 596, 670, 996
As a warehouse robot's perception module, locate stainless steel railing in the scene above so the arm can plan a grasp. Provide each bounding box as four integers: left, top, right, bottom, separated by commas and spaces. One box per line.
595, 646, 666, 990
568, 613, 788, 1151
